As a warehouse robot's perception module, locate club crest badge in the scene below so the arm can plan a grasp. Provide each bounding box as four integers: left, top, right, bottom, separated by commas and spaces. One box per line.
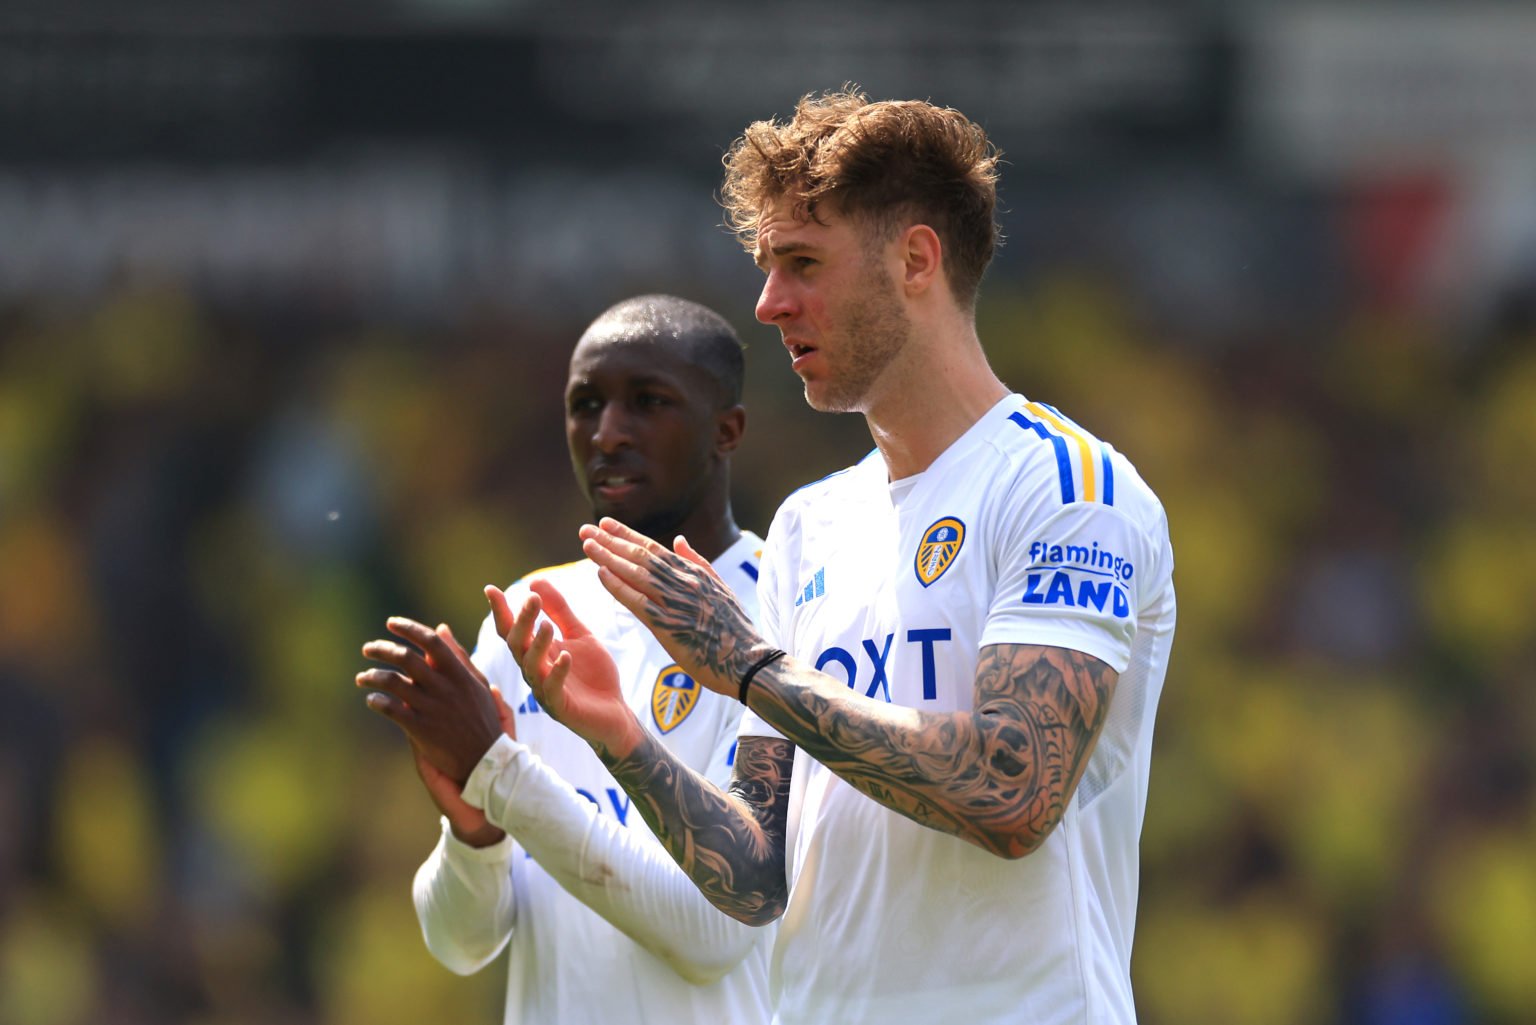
651, 664, 699, 733
915, 516, 966, 587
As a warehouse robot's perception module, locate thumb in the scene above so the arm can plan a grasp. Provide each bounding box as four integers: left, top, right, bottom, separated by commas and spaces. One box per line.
490, 684, 517, 740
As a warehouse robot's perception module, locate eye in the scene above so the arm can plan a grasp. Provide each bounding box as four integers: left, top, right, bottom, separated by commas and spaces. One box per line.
636, 391, 670, 408
568, 394, 600, 415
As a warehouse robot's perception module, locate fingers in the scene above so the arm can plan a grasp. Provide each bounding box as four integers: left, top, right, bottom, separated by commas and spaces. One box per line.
595, 517, 668, 554
438, 622, 493, 689
581, 531, 661, 603
355, 665, 415, 700
363, 689, 416, 728
492, 587, 563, 663
548, 649, 572, 691
534, 649, 572, 712
376, 618, 488, 698
673, 534, 722, 581
486, 584, 516, 639
505, 592, 543, 659
581, 521, 660, 569
361, 638, 433, 684
519, 618, 556, 682
592, 563, 652, 616
513, 618, 569, 718
437, 623, 473, 665
527, 579, 592, 640
581, 520, 715, 607
386, 616, 455, 671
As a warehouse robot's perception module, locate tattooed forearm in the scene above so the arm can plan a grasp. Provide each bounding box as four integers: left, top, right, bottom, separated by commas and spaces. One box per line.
601, 734, 792, 925
750, 643, 1116, 859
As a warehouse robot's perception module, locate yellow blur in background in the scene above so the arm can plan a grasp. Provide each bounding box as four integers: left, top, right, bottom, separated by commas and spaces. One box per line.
3, 8, 1536, 1025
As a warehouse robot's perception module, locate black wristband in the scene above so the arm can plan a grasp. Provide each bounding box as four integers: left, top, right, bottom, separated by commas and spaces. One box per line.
738, 648, 787, 704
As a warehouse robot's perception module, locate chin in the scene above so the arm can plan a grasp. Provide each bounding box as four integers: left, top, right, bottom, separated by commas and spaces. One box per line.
594, 505, 670, 539
804, 381, 861, 414
591, 502, 636, 525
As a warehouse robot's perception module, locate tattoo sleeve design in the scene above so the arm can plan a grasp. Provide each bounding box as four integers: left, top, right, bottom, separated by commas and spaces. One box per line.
601, 734, 793, 926
642, 553, 765, 687
749, 644, 1116, 859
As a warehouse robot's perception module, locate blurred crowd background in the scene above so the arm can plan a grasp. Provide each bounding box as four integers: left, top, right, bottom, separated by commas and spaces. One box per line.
3, 4, 1536, 1024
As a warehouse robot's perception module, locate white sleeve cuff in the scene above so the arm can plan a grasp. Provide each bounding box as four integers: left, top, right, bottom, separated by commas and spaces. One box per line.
459, 733, 522, 812
436, 816, 516, 865
462, 731, 767, 985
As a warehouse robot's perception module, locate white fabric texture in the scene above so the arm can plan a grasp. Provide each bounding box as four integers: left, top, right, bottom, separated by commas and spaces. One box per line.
738, 395, 1177, 1025
413, 533, 773, 1025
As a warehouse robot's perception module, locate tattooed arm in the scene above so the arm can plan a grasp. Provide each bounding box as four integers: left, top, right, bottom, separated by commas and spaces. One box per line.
742, 643, 1114, 859
579, 518, 1117, 859
603, 734, 793, 925
488, 580, 794, 925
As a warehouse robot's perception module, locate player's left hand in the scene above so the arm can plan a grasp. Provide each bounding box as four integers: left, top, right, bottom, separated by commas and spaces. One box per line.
357, 618, 506, 786
578, 517, 768, 697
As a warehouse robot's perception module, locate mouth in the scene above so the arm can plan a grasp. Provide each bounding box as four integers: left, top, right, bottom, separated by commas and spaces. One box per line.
785, 340, 819, 373
589, 469, 645, 503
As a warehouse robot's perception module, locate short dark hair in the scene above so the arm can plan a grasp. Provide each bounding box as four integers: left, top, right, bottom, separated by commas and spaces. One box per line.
720, 86, 1002, 309
586, 294, 746, 406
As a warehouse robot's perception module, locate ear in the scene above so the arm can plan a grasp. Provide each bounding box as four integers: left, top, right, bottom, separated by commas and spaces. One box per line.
898, 224, 944, 297
714, 404, 746, 455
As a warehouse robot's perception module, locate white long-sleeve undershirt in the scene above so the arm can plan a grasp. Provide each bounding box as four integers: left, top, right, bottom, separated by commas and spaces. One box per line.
413, 733, 765, 985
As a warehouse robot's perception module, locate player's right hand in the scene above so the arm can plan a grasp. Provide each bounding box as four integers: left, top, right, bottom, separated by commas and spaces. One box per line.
487, 583, 645, 760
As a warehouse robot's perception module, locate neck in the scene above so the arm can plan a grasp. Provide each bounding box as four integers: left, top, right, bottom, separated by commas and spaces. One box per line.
863, 319, 1007, 480
664, 483, 742, 563
685, 516, 743, 564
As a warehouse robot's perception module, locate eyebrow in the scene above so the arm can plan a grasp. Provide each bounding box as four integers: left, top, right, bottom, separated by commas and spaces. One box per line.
567, 371, 683, 394
754, 241, 817, 270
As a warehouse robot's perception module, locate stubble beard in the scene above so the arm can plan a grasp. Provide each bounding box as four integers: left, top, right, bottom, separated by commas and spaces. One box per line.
806, 260, 913, 414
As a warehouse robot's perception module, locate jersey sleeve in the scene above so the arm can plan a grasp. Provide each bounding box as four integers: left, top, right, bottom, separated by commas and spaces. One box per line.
408, 598, 530, 975
461, 734, 765, 985
736, 511, 790, 741
981, 498, 1155, 674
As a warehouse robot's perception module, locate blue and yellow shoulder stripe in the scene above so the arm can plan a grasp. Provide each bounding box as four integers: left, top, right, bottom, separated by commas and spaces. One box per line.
511, 557, 587, 588
738, 547, 763, 582
1008, 401, 1116, 506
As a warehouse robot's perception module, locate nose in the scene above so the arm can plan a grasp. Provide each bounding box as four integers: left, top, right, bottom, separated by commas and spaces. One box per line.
591, 401, 633, 453
756, 269, 796, 325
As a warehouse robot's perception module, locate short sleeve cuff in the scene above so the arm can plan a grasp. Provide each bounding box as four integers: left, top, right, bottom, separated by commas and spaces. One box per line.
978, 624, 1131, 675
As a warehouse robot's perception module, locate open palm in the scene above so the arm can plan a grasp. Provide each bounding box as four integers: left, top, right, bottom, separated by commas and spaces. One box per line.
487, 581, 640, 755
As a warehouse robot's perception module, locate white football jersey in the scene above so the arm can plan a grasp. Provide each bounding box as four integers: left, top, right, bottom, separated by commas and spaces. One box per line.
420, 532, 772, 1024
740, 395, 1176, 1025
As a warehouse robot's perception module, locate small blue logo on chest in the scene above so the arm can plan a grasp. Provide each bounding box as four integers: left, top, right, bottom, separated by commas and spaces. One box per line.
794, 567, 826, 607
915, 516, 966, 587
651, 664, 699, 733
